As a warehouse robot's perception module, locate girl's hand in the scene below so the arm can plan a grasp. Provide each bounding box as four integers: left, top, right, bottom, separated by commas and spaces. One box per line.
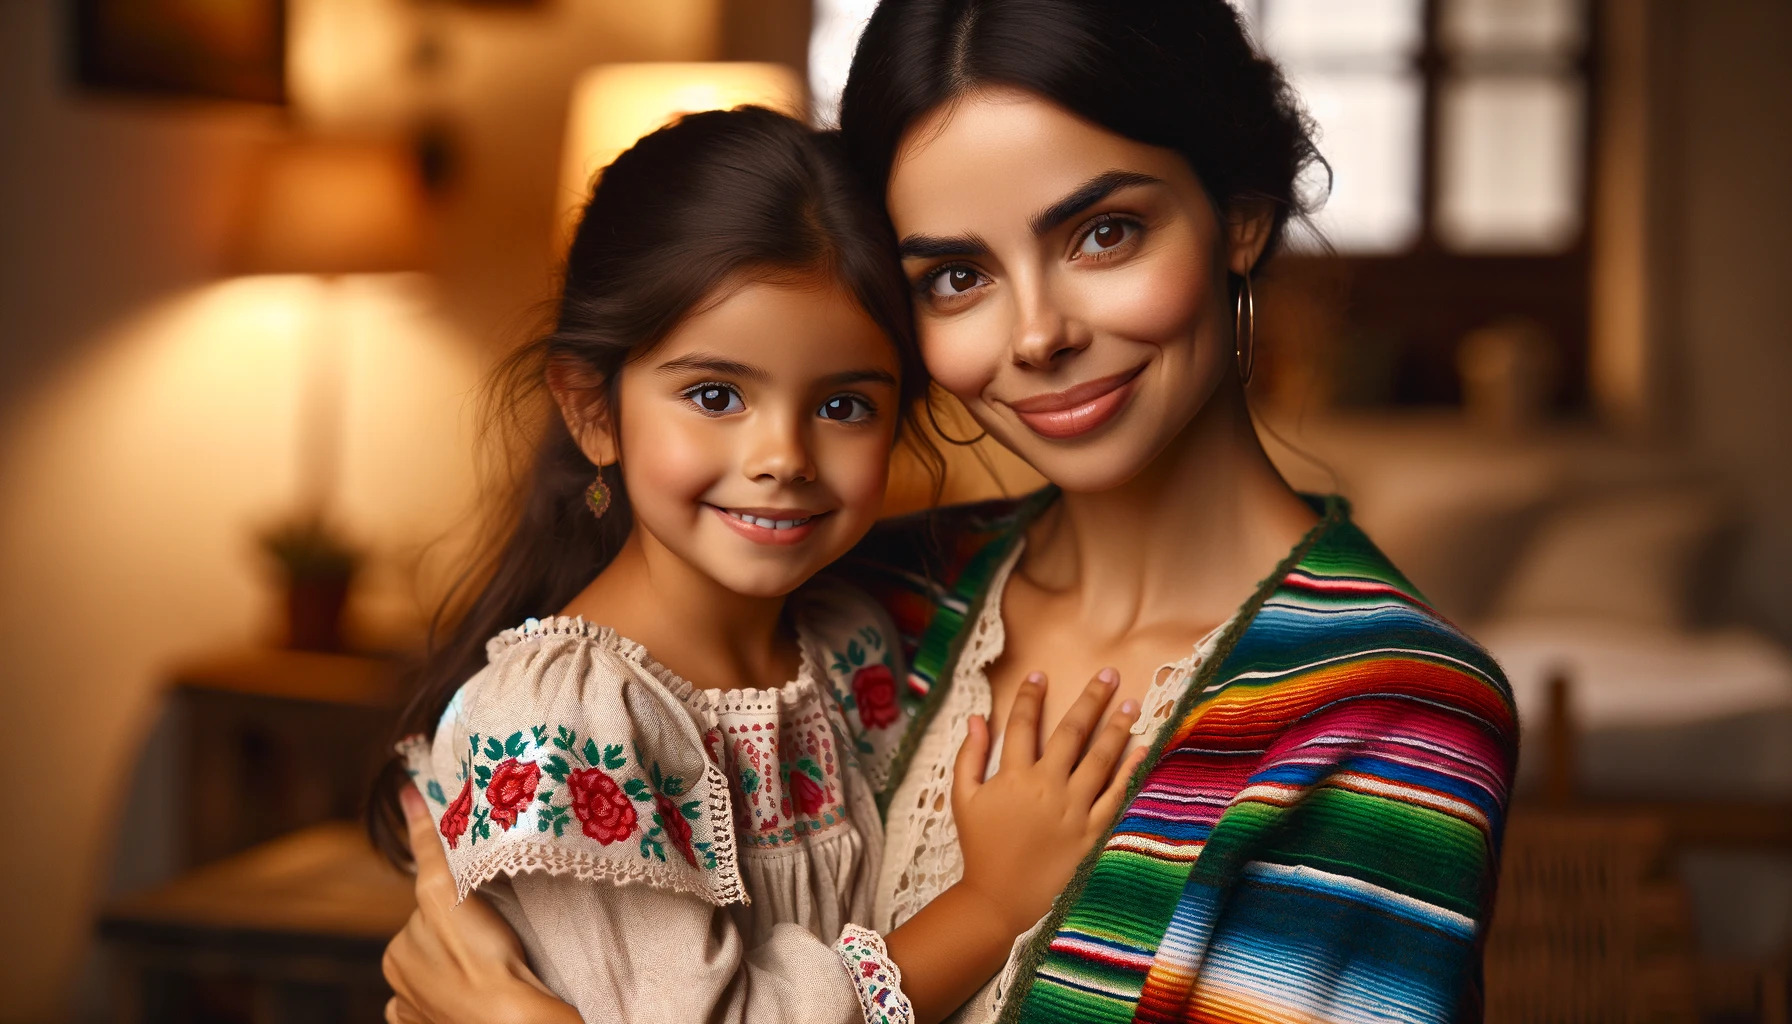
382, 786, 581, 1024
950, 669, 1145, 936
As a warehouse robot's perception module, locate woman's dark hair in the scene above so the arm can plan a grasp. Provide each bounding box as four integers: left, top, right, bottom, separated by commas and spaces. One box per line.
838, 0, 1325, 266
368, 106, 931, 862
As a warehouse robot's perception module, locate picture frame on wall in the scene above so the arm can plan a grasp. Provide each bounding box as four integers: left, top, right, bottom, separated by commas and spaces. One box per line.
70, 0, 287, 104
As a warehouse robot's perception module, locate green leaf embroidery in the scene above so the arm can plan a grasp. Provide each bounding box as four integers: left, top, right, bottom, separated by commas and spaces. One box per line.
740, 768, 760, 793
796, 757, 824, 783
468, 733, 481, 758
483, 737, 504, 761
543, 755, 570, 782
860, 626, 882, 650
601, 744, 626, 770
649, 762, 664, 791
846, 639, 864, 666
474, 765, 493, 788
426, 780, 447, 806
504, 731, 526, 757
538, 790, 554, 804
583, 738, 602, 768
553, 725, 575, 752
623, 779, 650, 801
832, 654, 852, 676
531, 724, 548, 747
680, 799, 701, 820
537, 817, 550, 833
553, 817, 568, 838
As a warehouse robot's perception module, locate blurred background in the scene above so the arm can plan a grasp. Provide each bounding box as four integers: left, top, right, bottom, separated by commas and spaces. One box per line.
0, 0, 1786, 1021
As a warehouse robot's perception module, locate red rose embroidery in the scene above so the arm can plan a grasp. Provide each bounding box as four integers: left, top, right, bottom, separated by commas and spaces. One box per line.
654, 794, 697, 866
439, 778, 472, 850
789, 767, 826, 816
852, 663, 899, 730
485, 758, 541, 831
567, 767, 636, 844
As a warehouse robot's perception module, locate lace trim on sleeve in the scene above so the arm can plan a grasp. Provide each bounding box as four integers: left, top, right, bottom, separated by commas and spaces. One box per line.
835, 924, 915, 1024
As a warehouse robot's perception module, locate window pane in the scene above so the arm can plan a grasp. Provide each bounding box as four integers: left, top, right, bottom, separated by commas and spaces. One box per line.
808, 0, 878, 127
1437, 73, 1584, 251
1284, 68, 1423, 253
1260, 0, 1422, 63
1441, 0, 1585, 56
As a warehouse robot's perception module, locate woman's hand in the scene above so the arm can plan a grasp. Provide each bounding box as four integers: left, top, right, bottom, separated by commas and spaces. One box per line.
951, 669, 1144, 935
382, 785, 582, 1024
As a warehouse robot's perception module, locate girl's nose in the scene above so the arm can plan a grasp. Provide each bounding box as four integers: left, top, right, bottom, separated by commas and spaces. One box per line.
1009, 279, 1090, 370
743, 412, 816, 485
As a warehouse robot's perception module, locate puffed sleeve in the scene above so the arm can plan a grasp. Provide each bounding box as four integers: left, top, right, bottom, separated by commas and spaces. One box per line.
398, 617, 746, 906
790, 577, 913, 792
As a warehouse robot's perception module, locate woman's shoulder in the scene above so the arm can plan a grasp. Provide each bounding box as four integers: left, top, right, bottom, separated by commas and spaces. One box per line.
398, 617, 748, 909
1255, 505, 1517, 749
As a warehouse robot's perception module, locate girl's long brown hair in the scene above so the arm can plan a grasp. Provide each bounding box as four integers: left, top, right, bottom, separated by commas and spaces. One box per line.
368, 107, 934, 863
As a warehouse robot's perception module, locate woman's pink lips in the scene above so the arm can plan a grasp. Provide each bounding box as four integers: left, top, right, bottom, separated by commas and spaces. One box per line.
709, 505, 826, 546
1005, 365, 1146, 440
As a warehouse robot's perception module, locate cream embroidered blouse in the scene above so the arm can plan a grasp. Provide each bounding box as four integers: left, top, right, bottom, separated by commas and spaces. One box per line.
401, 581, 915, 1024
875, 541, 1232, 1023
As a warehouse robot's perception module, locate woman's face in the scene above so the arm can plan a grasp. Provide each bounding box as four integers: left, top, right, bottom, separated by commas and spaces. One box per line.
886, 87, 1257, 493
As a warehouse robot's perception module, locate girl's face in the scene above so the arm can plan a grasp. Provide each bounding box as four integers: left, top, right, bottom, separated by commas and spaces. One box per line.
599, 276, 901, 599
886, 87, 1261, 493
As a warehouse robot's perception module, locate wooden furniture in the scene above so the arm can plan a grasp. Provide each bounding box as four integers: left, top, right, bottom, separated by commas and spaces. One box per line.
169, 648, 403, 868
98, 822, 413, 1024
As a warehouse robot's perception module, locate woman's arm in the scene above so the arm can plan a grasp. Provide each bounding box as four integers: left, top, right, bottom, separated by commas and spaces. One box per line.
383, 786, 579, 1024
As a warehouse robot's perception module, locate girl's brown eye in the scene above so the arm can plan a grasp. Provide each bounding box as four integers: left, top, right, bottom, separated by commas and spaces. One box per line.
1092, 223, 1122, 248
683, 384, 743, 415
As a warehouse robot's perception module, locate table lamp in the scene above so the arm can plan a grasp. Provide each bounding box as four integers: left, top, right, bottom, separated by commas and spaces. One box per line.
554, 62, 805, 247
231, 138, 426, 649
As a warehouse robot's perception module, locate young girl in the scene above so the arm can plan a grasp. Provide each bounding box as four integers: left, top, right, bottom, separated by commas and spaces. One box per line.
375, 107, 1145, 1024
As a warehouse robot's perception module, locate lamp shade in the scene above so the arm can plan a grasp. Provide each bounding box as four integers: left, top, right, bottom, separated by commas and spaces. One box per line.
233, 139, 426, 276
555, 62, 806, 245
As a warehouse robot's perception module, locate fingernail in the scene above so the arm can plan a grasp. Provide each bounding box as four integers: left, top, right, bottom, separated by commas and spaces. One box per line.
1098, 667, 1118, 685
1026, 672, 1045, 685
1120, 699, 1139, 714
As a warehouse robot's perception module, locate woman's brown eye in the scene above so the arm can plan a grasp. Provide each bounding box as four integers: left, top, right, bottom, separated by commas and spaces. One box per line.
1077, 219, 1135, 256
928, 266, 980, 297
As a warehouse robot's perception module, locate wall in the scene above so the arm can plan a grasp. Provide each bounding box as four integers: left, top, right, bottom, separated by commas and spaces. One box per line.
1671, 0, 1792, 640
0, 0, 719, 1019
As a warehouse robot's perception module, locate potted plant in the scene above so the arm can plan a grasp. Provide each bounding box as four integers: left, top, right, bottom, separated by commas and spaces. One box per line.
259, 515, 361, 652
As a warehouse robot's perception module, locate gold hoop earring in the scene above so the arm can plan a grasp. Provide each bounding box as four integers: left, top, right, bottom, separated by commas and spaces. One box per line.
925, 395, 988, 447
584, 472, 612, 519
1234, 273, 1256, 387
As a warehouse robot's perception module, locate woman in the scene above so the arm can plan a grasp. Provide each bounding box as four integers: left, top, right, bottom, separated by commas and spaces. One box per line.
380, 2, 1517, 1022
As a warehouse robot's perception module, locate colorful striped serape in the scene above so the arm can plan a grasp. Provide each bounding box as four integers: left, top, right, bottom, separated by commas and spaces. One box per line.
847, 492, 1518, 1024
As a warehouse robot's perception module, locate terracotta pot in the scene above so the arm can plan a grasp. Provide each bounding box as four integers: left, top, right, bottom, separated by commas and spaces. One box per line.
285, 574, 352, 652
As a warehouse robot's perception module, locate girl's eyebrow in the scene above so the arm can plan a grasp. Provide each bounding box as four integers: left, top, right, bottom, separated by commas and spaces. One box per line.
825, 368, 899, 388
654, 354, 770, 381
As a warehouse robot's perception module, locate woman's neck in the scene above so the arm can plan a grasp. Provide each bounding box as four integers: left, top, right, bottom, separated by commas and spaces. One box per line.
1020, 382, 1317, 637
561, 529, 796, 692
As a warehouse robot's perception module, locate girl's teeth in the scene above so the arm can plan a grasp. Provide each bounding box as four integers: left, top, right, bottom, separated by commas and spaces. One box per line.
728, 510, 811, 530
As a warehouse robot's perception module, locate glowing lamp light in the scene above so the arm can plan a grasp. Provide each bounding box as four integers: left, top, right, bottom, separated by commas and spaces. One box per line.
555, 62, 806, 246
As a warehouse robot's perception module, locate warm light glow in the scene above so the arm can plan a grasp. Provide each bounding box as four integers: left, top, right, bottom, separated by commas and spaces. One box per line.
555, 62, 806, 246
233, 139, 427, 276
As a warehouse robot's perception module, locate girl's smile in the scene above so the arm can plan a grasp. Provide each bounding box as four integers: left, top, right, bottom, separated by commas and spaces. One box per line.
708, 505, 832, 545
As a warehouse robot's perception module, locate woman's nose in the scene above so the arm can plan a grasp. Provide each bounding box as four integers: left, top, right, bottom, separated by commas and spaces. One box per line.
1009, 277, 1090, 369
743, 412, 816, 485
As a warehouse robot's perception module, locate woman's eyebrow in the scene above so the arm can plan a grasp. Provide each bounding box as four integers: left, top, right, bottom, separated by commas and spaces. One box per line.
897, 232, 991, 261
654, 355, 770, 381
1028, 170, 1163, 235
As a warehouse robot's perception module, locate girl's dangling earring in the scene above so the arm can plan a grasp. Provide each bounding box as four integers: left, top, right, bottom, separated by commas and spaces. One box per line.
1235, 272, 1256, 387
584, 472, 612, 519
